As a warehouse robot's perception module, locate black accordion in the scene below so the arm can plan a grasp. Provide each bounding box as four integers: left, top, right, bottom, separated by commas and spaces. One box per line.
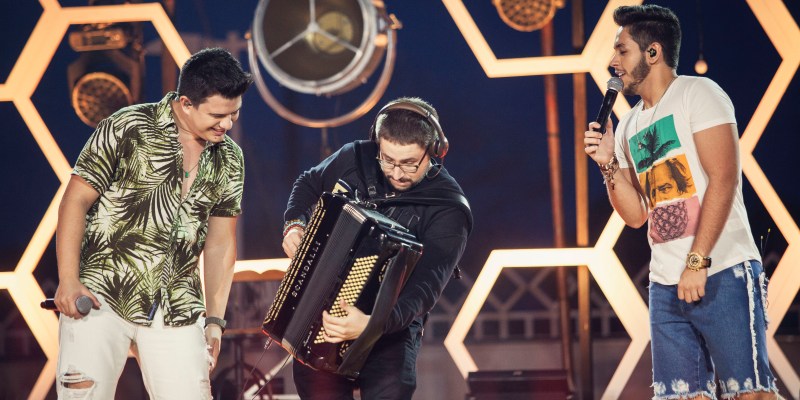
262, 192, 423, 378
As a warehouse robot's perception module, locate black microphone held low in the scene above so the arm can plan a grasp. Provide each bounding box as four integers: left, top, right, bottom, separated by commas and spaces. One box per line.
41, 295, 93, 315
594, 77, 624, 134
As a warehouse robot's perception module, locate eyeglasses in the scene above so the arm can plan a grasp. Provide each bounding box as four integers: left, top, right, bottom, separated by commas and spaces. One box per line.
376, 153, 426, 173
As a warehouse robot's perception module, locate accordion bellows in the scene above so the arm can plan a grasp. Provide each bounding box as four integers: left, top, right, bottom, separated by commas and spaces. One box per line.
263, 192, 422, 378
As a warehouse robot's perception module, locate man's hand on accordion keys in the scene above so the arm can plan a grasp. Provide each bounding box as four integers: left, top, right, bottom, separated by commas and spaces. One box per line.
282, 226, 305, 259
321, 299, 371, 343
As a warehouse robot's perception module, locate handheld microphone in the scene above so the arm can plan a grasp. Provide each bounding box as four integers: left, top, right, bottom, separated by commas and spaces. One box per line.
41, 296, 93, 316
594, 77, 624, 134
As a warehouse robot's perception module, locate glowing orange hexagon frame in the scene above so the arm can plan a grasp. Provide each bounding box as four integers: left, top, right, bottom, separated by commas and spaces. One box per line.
0, 2, 292, 397
0, 1, 192, 398
441, 0, 800, 398
1, 0, 798, 399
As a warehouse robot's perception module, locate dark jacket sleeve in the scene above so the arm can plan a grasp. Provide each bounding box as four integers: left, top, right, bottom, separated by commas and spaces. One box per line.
284, 143, 357, 224
383, 206, 470, 334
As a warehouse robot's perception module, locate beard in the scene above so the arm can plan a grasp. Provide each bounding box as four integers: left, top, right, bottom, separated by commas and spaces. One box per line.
385, 166, 428, 192
386, 174, 425, 192
623, 56, 651, 96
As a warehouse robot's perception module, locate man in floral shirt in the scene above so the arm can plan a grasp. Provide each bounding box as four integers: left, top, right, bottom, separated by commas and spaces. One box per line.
53, 47, 252, 399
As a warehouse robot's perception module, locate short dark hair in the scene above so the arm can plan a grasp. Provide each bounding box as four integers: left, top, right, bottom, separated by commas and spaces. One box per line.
176, 47, 253, 104
376, 97, 439, 150
614, 5, 681, 69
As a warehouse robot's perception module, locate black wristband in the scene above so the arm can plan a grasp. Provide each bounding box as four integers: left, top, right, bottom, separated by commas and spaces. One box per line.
204, 316, 226, 334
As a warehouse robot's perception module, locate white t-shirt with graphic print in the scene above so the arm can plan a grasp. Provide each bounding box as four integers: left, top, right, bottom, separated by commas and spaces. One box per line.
614, 75, 761, 285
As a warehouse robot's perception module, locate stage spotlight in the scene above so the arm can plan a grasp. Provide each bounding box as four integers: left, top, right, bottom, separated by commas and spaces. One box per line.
493, 0, 562, 32
67, 19, 144, 127
249, 0, 399, 128
253, 0, 391, 96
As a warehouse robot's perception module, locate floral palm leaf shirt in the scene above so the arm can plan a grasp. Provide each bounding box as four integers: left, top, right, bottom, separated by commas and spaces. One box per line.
73, 92, 244, 327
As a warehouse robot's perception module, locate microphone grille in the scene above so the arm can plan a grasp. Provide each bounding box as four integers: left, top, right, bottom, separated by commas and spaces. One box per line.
76, 296, 93, 315
607, 77, 624, 92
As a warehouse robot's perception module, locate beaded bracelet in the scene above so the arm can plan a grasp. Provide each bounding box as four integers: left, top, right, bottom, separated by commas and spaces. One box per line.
282, 219, 306, 237
598, 154, 620, 190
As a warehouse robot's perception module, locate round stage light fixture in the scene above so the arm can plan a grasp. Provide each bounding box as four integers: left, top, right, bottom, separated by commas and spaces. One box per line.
252, 0, 389, 96
71, 72, 133, 127
493, 0, 558, 32
249, 0, 399, 128
67, 21, 144, 128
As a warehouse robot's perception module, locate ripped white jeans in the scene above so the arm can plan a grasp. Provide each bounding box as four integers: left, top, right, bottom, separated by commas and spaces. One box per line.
56, 295, 211, 399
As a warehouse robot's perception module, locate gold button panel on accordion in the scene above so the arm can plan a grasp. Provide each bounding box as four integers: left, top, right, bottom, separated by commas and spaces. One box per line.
314, 255, 379, 344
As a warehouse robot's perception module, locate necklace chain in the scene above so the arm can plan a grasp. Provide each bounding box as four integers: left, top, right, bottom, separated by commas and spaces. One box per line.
172, 109, 203, 179
184, 162, 199, 178
177, 125, 201, 178
634, 76, 678, 133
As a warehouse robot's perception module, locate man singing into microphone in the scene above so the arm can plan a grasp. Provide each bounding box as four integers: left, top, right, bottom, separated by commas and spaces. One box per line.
584, 5, 782, 400
53, 48, 252, 399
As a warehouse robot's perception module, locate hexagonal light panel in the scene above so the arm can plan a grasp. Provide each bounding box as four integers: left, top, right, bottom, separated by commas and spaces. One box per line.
4, 0, 798, 399
740, 1, 800, 396
441, 0, 800, 398
444, 215, 650, 399
0, 1, 190, 397
441, 0, 635, 117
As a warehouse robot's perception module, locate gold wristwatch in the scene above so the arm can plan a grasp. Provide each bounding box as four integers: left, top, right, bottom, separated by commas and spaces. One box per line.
685, 252, 712, 272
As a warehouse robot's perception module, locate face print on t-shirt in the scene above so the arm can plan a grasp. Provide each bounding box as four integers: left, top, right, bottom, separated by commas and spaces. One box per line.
640, 154, 697, 207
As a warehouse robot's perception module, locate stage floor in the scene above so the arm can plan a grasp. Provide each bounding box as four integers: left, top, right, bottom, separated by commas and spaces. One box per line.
2, 336, 797, 399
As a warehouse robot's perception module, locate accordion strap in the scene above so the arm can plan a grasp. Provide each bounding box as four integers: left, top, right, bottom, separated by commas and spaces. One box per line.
373, 191, 470, 214
354, 140, 380, 198
354, 140, 472, 233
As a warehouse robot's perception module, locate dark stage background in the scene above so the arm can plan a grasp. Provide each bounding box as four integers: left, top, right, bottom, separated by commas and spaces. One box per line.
1, 0, 799, 399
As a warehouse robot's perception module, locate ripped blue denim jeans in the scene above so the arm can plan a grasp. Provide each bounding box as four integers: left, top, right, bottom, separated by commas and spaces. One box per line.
649, 260, 780, 399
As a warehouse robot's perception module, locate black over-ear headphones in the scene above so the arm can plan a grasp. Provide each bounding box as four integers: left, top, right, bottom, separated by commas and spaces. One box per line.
648, 48, 657, 57
368, 100, 449, 159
